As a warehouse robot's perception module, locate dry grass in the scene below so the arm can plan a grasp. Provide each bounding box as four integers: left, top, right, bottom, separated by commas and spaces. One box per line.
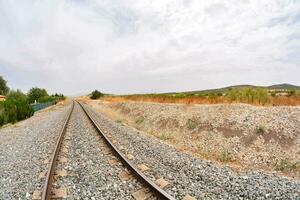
156, 132, 173, 141
219, 151, 232, 163
102, 95, 300, 106
273, 158, 299, 172
135, 116, 144, 125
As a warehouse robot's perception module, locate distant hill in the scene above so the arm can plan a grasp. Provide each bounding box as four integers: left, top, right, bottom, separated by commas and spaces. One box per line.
163, 83, 300, 95
122, 83, 300, 96
267, 84, 300, 90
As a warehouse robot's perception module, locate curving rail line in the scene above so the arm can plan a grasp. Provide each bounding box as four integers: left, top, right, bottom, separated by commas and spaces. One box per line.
41, 101, 175, 200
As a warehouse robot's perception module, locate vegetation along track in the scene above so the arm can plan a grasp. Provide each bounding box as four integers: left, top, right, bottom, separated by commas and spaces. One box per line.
39, 100, 175, 200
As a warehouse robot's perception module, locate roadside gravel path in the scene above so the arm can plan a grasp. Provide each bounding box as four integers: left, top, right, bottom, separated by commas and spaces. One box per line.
85, 103, 300, 200
0, 104, 70, 199
53, 103, 141, 199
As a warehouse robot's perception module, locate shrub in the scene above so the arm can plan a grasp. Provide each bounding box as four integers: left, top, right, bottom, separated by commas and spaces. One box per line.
7, 89, 28, 102
270, 92, 276, 97
274, 158, 298, 172
38, 96, 56, 103
90, 90, 104, 99
225, 87, 269, 104
0, 99, 34, 126
135, 116, 144, 124
187, 119, 197, 130
0, 115, 3, 126
1, 100, 17, 124
256, 126, 265, 135
219, 151, 232, 162
287, 89, 296, 96
157, 133, 172, 141
16, 100, 34, 120
115, 119, 122, 123
208, 93, 217, 103
28, 87, 48, 103
52, 93, 66, 101
0, 76, 9, 95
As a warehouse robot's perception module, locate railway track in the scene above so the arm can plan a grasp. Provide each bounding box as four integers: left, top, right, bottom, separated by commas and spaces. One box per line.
39, 101, 175, 200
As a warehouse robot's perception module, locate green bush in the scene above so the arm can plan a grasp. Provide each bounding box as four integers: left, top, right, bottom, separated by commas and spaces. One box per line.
157, 132, 172, 140
7, 89, 28, 102
256, 126, 265, 135
219, 151, 232, 162
38, 96, 56, 103
0, 76, 9, 95
208, 93, 217, 103
36, 94, 65, 103
52, 93, 66, 100
274, 158, 298, 172
0, 115, 3, 126
28, 87, 48, 103
0, 99, 34, 126
287, 89, 296, 96
15, 100, 34, 121
226, 87, 269, 104
90, 90, 104, 99
187, 119, 197, 130
135, 116, 144, 124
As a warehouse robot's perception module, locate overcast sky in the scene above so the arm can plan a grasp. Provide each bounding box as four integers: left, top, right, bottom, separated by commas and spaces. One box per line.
0, 0, 300, 95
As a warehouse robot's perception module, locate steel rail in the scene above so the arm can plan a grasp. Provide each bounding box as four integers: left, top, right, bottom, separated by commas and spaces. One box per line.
41, 101, 74, 200
77, 101, 175, 200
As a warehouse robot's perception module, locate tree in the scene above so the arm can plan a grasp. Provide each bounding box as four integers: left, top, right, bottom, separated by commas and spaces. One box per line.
0, 76, 9, 95
90, 90, 103, 99
6, 89, 28, 102
27, 87, 48, 103
287, 89, 296, 96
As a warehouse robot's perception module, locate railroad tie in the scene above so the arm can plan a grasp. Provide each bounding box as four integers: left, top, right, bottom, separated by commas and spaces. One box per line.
32, 190, 41, 200
155, 178, 170, 189
132, 188, 152, 200
118, 170, 134, 181
39, 170, 47, 179
126, 154, 135, 160
108, 159, 120, 166
137, 164, 149, 172
51, 187, 68, 199
182, 194, 197, 200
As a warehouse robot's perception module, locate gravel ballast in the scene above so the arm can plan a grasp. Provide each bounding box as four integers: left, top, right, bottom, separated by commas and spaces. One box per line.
87, 101, 300, 174
0, 104, 71, 199
85, 103, 300, 200
53, 103, 141, 199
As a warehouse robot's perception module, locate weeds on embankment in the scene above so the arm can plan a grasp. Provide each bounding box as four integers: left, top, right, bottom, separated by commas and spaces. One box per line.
101, 87, 300, 106
256, 126, 265, 135
135, 116, 144, 125
273, 158, 299, 172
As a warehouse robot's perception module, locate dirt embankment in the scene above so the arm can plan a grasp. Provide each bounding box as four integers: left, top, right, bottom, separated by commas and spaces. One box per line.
86, 99, 300, 178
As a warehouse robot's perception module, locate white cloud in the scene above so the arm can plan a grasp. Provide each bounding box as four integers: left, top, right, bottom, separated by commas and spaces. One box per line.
0, 0, 299, 95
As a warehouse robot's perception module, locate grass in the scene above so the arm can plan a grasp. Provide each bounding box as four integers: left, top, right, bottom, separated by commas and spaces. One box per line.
256, 126, 265, 135
101, 88, 300, 106
199, 150, 210, 159
115, 119, 122, 123
157, 132, 172, 141
187, 119, 197, 130
135, 116, 144, 125
219, 151, 232, 163
273, 158, 298, 172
